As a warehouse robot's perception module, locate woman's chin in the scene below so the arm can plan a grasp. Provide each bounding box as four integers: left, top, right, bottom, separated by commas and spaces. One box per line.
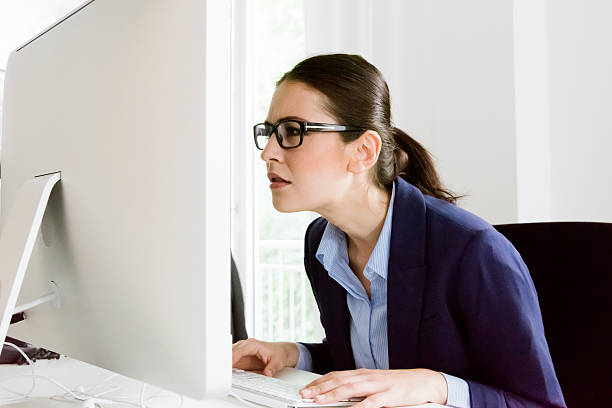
272, 199, 302, 213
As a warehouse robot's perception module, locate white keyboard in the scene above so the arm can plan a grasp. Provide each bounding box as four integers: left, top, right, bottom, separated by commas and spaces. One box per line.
231, 369, 362, 408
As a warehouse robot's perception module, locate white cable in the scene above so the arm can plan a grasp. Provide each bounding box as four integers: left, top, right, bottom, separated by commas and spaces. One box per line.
1, 372, 185, 408
1, 374, 82, 400
86, 373, 120, 395
140, 383, 146, 408
92, 386, 122, 398
144, 387, 163, 401
133, 383, 182, 408
0, 343, 78, 403
110, 388, 183, 408
33, 374, 81, 398
50, 373, 122, 404
0, 343, 131, 407
0, 341, 84, 405
0, 343, 183, 408
20, 378, 185, 408
0, 342, 36, 402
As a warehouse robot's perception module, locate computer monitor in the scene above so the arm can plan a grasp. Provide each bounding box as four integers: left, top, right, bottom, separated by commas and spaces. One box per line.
0, 0, 231, 399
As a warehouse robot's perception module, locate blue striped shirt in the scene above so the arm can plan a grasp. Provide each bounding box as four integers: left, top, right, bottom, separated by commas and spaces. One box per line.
296, 183, 471, 408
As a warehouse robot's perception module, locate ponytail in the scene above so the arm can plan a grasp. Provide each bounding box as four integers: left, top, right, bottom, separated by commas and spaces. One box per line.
391, 127, 462, 204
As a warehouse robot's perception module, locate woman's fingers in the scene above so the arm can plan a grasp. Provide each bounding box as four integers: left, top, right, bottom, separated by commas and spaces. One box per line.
315, 380, 381, 405
263, 358, 284, 377
351, 393, 386, 408
232, 339, 286, 376
301, 372, 341, 396
301, 369, 375, 401
232, 354, 266, 371
232, 339, 270, 367
302, 369, 366, 395
303, 369, 355, 389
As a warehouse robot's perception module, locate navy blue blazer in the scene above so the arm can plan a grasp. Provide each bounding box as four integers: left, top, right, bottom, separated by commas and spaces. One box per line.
300, 178, 566, 408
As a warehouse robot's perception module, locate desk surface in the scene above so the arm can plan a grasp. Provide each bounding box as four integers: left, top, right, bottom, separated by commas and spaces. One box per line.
0, 357, 446, 407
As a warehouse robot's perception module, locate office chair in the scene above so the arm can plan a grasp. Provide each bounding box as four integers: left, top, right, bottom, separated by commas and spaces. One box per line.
493, 221, 612, 407
231, 255, 248, 342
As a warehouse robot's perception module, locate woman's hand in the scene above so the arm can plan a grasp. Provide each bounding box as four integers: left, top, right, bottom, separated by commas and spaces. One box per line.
232, 338, 300, 377
299, 368, 448, 408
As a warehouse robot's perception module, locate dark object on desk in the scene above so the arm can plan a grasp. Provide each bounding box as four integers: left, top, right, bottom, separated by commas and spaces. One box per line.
231, 254, 248, 342
10, 312, 25, 324
494, 221, 612, 407
0, 336, 61, 365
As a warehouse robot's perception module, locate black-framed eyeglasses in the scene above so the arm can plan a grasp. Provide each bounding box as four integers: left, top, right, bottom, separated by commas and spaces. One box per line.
253, 119, 364, 150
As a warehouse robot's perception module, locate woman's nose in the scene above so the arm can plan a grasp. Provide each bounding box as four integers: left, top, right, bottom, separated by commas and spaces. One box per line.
260, 135, 283, 163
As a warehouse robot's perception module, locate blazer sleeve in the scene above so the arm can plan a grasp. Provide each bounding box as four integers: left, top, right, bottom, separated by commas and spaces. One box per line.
298, 339, 334, 374
458, 228, 566, 408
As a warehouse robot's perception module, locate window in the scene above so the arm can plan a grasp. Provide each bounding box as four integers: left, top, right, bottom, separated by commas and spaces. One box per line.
239, 0, 324, 342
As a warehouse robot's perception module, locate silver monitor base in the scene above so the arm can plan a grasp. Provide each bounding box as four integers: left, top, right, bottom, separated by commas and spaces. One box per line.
0, 172, 62, 354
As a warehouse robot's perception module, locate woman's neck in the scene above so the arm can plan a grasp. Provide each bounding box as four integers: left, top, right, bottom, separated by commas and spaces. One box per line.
319, 183, 391, 256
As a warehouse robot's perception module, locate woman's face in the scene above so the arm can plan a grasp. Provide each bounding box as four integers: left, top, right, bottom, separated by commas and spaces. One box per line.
261, 80, 354, 213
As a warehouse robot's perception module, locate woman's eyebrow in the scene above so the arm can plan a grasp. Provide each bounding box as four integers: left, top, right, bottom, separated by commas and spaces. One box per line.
265, 115, 308, 125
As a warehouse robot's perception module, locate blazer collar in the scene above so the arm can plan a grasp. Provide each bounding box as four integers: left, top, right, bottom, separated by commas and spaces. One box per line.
389, 178, 427, 267
387, 178, 428, 369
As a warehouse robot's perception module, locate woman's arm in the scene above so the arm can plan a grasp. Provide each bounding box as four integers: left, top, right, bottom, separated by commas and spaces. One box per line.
457, 228, 566, 408
297, 339, 333, 373
232, 339, 300, 376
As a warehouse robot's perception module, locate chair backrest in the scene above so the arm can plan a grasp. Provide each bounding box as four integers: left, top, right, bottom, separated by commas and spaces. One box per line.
493, 222, 612, 407
231, 255, 248, 342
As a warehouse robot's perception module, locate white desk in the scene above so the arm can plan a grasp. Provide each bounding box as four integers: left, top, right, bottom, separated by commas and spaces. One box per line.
0, 357, 445, 407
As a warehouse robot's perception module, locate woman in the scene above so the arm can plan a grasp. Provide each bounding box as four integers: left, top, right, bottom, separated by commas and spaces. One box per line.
232, 54, 566, 408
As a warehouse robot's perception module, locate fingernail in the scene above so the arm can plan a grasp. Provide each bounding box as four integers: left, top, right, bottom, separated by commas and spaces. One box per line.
301, 388, 312, 397
315, 394, 327, 402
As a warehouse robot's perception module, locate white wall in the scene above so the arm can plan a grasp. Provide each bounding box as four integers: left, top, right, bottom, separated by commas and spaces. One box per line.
514, 0, 553, 222
391, 0, 517, 225
306, 0, 518, 224
548, 0, 612, 222
304, 0, 612, 224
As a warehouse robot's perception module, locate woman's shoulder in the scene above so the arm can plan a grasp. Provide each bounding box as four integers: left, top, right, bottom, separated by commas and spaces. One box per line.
394, 178, 494, 241
423, 194, 493, 236
422, 195, 526, 276
419, 194, 521, 264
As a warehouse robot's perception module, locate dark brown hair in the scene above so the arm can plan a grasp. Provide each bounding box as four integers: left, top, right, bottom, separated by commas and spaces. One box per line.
277, 54, 461, 204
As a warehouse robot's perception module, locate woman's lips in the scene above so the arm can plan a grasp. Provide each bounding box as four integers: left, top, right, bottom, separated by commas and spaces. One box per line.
267, 172, 291, 189
270, 180, 291, 189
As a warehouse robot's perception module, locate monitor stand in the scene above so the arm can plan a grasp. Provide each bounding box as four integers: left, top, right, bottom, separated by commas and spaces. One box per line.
0, 172, 62, 355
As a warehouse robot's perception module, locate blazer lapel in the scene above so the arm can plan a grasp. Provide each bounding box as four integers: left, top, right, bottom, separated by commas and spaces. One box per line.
318, 268, 356, 370
387, 178, 428, 369
309, 221, 355, 371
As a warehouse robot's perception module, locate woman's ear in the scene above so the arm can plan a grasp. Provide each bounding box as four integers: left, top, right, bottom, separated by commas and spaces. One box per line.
347, 130, 382, 174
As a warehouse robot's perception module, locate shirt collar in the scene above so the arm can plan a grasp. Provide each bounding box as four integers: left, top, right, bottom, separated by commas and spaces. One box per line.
316, 183, 396, 281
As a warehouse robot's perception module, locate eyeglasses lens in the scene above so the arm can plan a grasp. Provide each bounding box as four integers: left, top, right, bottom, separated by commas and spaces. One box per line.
277, 121, 302, 148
